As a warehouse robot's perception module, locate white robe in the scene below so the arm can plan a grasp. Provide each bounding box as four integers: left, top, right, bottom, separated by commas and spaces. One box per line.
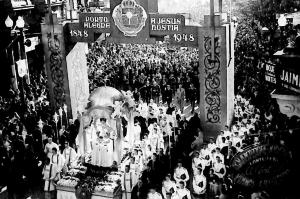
213, 162, 226, 179
63, 147, 77, 167
43, 163, 58, 191
44, 142, 59, 159
192, 174, 207, 195
51, 154, 65, 173
162, 180, 177, 199
172, 188, 191, 199
91, 140, 101, 166
101, 138, 114, 167
173, 167, 189, 184
148, 192, 163, 199
121, 172, 137, 199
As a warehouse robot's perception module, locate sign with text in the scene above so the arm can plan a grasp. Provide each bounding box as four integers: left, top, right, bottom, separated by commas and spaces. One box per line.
261, 61, 277, 84
169, 26, 198, 47
280, 68, 300, 93
149, 14, 185, 35
65, 23, 94, 43
79, 13, 111, 33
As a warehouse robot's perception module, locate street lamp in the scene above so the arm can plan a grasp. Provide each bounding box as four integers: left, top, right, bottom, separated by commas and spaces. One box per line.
16, 16, 25, 29
5, 16, 13, 28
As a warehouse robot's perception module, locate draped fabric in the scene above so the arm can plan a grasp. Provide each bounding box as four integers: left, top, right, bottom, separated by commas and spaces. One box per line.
126, 111, 135, 147
57, 190, 77, 199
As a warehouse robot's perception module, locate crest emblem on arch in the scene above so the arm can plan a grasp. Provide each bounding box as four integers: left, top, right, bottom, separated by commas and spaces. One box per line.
112, 0, 147, 37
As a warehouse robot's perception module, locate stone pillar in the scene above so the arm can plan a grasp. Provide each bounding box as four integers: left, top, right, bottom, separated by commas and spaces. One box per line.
198, 15, 234, 138
66, 42, 90, 119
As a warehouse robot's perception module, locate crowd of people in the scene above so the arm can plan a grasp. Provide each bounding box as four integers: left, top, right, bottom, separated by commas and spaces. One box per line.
87, 43, 200, 112
111, 86, 299, 199
0, 5, 300, 198
0, 71, 80, 198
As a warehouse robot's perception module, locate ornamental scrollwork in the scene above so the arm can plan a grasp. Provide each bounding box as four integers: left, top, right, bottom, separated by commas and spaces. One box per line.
204, 36, 221, 123
47, 33, 65, 108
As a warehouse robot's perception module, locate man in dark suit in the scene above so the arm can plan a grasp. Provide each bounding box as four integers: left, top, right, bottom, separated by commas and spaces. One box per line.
131, 179, 147, 199
165, 85, 173, 107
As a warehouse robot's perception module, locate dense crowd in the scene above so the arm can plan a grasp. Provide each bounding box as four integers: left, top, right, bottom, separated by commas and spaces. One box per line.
0, 6, 300, 198
0, 71, 80, 198
87, 43, 200, 112
115, 89, 299, 199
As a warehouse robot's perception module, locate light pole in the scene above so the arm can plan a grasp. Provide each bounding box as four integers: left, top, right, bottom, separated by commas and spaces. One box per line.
5, 16, 28, 112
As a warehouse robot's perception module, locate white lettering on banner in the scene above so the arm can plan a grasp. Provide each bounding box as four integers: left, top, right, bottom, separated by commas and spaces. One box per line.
83, 16, 110, 29
70, 30, 89, 38
266, 64, 275, 73
151, 17, 182, 25
150, 17, 182, 32
151, 24, 179, 31
280, 70, 300, 88
173, 34, 195, 42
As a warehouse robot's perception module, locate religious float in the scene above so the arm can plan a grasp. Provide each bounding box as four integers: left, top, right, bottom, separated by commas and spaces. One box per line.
57, 86, 137, 199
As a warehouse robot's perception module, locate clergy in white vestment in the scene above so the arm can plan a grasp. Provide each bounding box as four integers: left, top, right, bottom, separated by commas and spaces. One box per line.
137, 100, 148, 118
121, 165, 138, 199
192, 151, 202, 175
148, 187, 163, 199
43, 158, 59, 197
91, 134, 102, 166
101, 133, 114, 167
173, 161, 189, 184
212, 148, 224, 164
162, 174, 177, 199
44, 137, 58, 159
51, 147, 65, 174
192, 169, 207, 197
129, 156, 140, 177
212, 156, 226, 179
207, 137, 217, 152
172, 181, 191, 199
62, 141, 77, 170
133, 121, 141, 145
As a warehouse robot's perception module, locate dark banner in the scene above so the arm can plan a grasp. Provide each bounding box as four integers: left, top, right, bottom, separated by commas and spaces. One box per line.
64, 22, 94, 43
108, 0, 155, 44
169, 26, 198, 47
231, 145, 291, 190
149, 14, 185, 36
79, 13, 111, 33
261, 61, 300, 93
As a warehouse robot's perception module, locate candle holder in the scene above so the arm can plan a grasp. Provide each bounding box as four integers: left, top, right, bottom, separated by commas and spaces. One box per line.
63, 104, 68, 127
54, 112, 59, 144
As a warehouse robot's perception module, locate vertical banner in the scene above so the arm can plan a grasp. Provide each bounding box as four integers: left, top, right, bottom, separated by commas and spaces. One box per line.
41, 14, 72, 116
66, 42, 90, 119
